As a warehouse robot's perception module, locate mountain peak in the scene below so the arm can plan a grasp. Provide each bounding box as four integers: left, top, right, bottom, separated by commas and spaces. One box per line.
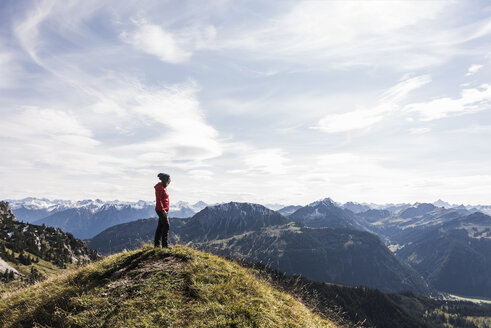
433, 199, 451, 208
308, 197, 335, 207
204, 202, 278, 216
186, 202, 289, 241
399, 203, 437, 218
290, 198, 365, 230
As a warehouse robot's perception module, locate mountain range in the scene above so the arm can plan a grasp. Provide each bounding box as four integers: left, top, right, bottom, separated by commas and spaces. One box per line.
86, 198, 491, 299
289, 200, 491, 298
87, 201, 430, 294
7, 198, 209, 239
5, 196, 491, 299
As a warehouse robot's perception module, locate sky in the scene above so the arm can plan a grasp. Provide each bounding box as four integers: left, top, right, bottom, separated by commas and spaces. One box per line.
1, 0, 491, 206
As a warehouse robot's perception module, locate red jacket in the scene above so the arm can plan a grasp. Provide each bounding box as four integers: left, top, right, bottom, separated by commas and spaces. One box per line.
155, 182, 169, 212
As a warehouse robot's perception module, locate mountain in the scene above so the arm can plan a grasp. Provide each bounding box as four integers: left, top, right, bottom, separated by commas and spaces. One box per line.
87, 202, 430, 294
396, 212, 491, 298
8, 197, 208, 228
170, 200, 209, 218
433, 199, 452, 208
356, 209, 391, 223
196, 224, 430, 294
86, 217, 188, 255
289, 198, 366, 230
0, 245, 339, 328
0, 201, 100, 291
342, 201, 371, 213
24, 199, 207, 239
361, 203, 470, 245
34, 205, 156, 239
177, 202, 290, 242
8, 198, 106, 223
277, 205, 302, 216
376, 203, 412, 213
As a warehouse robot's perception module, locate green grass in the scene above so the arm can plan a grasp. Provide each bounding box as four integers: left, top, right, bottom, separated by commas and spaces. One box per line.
0, 244, 338, 328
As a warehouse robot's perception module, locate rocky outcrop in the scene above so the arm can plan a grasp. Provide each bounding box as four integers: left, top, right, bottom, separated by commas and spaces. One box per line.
0, 201, 16, 222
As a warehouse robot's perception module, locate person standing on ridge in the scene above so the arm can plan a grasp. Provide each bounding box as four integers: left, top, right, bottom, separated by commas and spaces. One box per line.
154, 173, 171, 248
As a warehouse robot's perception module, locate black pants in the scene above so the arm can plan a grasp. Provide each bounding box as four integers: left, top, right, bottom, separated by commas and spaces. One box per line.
154, 210, 170, 247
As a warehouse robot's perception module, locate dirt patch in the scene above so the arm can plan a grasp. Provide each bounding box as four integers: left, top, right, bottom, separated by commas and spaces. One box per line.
100, 254, 188, 298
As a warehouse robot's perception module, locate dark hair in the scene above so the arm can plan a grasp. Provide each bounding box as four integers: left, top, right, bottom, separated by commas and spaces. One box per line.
157, 173, 170, 183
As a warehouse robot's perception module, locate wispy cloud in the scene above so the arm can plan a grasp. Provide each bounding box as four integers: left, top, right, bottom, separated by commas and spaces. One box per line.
466, 64, 484, 76
406, 83, 491, 121
313, 75, 431, 133
212, 1, 490, 70
120, 19, 192, 64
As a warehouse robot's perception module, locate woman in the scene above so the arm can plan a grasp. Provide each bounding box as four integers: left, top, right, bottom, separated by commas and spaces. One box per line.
154, 173, 171, 248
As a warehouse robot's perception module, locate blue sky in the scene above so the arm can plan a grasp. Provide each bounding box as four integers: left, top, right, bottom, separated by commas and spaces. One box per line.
1, 0, 491, 205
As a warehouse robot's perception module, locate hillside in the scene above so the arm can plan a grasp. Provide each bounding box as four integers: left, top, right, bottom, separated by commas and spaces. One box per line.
358, 203, 468, 244
396, 212, 491, 298
0, 201, 100, 294
194, 225, 429, 294
0, 245, 340, 328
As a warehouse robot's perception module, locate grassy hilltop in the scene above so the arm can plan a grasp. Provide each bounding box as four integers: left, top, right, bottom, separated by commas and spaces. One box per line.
0, 244, 340, 328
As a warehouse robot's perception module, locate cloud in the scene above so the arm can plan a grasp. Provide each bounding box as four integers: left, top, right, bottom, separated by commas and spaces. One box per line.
405, 84, 491, 121
241, 148, 289, 175
315, 109, 385, 134
212, 1, 490, 70
120, 19, 192, 64
314, 75, 431, 133
2, 1, 226, 201
0, 106, 95, 144
0, 51, 15, 88
0, 106, 105, 176
466, 64, 484, 76
3, 1, 491, 204
89, 80, 223, 166
222, 143, 290, 175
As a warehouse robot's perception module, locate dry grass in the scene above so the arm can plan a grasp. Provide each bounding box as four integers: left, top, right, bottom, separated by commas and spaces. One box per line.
0, 244, 340, 328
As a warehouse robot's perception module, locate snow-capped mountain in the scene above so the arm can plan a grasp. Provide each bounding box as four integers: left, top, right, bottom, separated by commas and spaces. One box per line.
6, 198, 209, 223
3, 198, 209, 239
340, 199, 491, 216
289, 198, 366, 230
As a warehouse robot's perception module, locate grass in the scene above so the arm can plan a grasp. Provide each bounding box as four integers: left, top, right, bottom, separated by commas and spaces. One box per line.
0, 244, 338, 327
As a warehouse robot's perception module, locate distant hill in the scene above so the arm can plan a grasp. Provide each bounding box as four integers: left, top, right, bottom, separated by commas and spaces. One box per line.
277, 205, 302, 216
341, 201, 371, 213
87, 202, 430, 294
358, 203, 470, 244
0, 245, 340, 328
396, 212, 491, 298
